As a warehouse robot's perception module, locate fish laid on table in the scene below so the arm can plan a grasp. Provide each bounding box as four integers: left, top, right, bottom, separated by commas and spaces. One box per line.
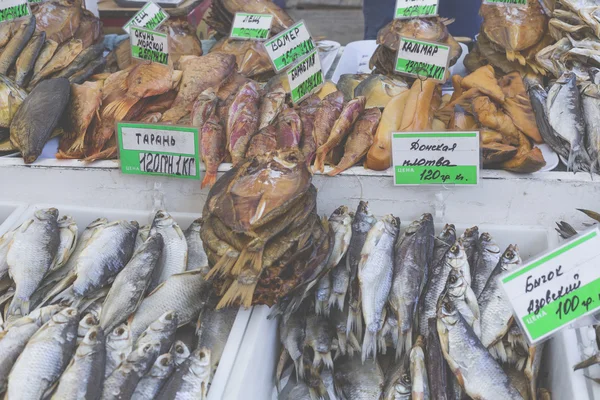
29, 39, 83, 88
149, 211, 188, 292
102, 341, 161, 400
472, 233, 501, 298
437, 296, 523, 400
297, 94, 320, 165
131, 353, 175, 400
196, 303, 238, 376
226, 80, 261, 165
427, 317, 449, 400
0, 306, 62, 392
155, 348, 211, 399
330, 303, 360, 357
459, 226, 479, 277
7, 308, 79, 399
328, 107, 381, 176
51, 326, 106, 400
582, 72, 600, 171
444, 268, 481, 337
129, 269, 211, 341
418, 224, 457, 338
346, 201, 377, 340
161, 54, 236, 123
191, 88, 218, 129
14, 32, 46, 87
258, 85, 286, 130
10, 78, 71, 164
172, 340, 191, 366
0, 15, 36, 75
276, 107, 303, 150
311, 91, 344, 157
0, 74, 27, 131
546, 71, 592, 172
200, 113, 227, 189
7, 208, 60, 317
77, 313, 98, 344
55, 42, 104, 80
316, 206, 352, 315
390, 214, 434, 357
410, 335, 429, 400
277, 310, 305, 382
134, 311, 178, 358
32, 39, 59, 77
313, 96, 366, 172
105, 323, 133, 379
69, 56, 107, 85
359, 214, 399, 360
479, 245, 522, 361
334, 355, 384, 399
185, 219, 209, 273
304, 314, 335, 369
100, 233, 163, 333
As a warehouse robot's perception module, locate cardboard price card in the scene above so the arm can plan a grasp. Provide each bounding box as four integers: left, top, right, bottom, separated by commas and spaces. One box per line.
501, 227, 600, 344
117, 122, 200, 180
391, 131, 479, 185
484, 0, 527, 4
130, 26, 169, 65
287, 49, 324, 104
123, 1, 169, 34
395, 37, 450, 82
230, 13, 273, 40
0, 0, 31, 23
395, 0, 439, 19
264, 20, 315, 73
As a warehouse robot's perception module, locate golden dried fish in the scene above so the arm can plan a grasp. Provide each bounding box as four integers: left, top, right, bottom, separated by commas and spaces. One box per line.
227, 81, 261, 165
201, 114, 227, 189
14, 32, 46, 87
259, 85, 287, 130
354, 75, 408, 109
160, 20, 202, 64
0, 16, 36, 75
29, 39, 83, 88
34, 0, 82, 44
337, 74, 370, 102
73, 8, 102, 48
312, 90, 344, 152
246, 125, 278, 159
0, 75, 27, 130
32, 40, 59, 77
191, 88, 218, 128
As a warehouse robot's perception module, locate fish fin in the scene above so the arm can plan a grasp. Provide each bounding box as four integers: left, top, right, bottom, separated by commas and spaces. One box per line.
516, 356, 527, 371
326, 165, 344, 177
38, 273, 77, 308
276, 349, 289, 389
336, 332, 347, 356
577, 209, 600, 224
312, 147, 327, 173
314, 351, 333, 369
347, 305, 363, 341
361, 330, 377, 362
296, 355, 304, 380
396, 330, 412, 360
489, 341, 508, 363
315, 299, 329, 316
103, 96, 138, 121
574, 353, 600, 371
377, 331, 387, 355
201, 172, 217, 189
205, 249, 239, 280
328, 291, 345, 311
7, 297, 29, 318
348, 332, 361, 355
231, 239, 264, 276
216, 273, 258, 309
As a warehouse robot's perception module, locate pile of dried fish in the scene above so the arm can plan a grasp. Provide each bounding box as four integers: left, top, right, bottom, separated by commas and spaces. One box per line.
201, 149, 332, 309
529, 69, 599, 173
0, 208, 238, 399
275, 202, 547, 400
0, 0, 104, 90
369, 17, 463, 76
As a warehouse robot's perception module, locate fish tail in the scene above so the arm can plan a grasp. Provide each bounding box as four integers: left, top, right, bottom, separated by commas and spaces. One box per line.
361, 330, 377, 362
205, 249, 239, 279
104, 96, 138, 121
296, 356, 304, 380
315, 299, 329, 316
377, 331, 387, 355
516, 357, 527, 371
396, 331, 412, 360
216, 274, 258, 309
275, 349, 289, 388
328, 291, 346, 311
568, 146, 592, 174
337, 332, 347, 356
313, 148, 327, 173
326, 165, 343, 177
574, 354, 600, 371
489, 341, 508, 363
7, 297, 30, 318
231, 240, 264, 276
348, 332, 361, 355
318, 351, 333, 369
201, 172, 217, 189
346, 308, 363, 341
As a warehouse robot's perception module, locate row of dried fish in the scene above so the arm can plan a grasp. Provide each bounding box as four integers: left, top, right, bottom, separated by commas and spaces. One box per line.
0, 208, 237, 399
274, 202, 546, 400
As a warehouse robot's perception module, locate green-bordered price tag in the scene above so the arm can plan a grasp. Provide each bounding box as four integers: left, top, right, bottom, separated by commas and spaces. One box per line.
395, 37, 450, 83
391, 131, 479, 185
484, 0, 527, 5
230, 13, 273, 40
0, 0, 31, 24
395, 0, 439, 19
264, 20, 315, 73
130, 26, 169, 65
123, 1, 169, 34
287, 49, 324, 104
28, 0, 44, 4
501, 227, 600, 344
116, 122, 200, 180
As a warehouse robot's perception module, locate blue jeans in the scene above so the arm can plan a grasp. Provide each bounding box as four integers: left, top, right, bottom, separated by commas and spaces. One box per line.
363, 0, 482, 40
274, 0, 286, 8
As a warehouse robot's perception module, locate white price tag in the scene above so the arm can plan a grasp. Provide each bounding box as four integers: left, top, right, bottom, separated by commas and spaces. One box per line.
395, 37, 450, 83
263, 20, 315, 73
394, 0, 439, 19
287, 49, 324, 104
123, 1, 169, 34
230, 13, 273, 40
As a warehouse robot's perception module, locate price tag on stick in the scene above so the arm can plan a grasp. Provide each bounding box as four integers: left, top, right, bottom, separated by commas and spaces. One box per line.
287, 49, 324, 105
130, 26, 169, 65
394, 0, 439, 19
395, 37, 450, 83
484, 0, 527, 5
0, 0, 31, 24
123, 1, 169, 34
263, 20, 315, 73
230, 13, 273, 40
501, 227, 600, 344
116, 122, 201, 180
391, 131, 479, 185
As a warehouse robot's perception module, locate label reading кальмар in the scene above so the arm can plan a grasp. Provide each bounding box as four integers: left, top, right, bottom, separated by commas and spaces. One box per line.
230, 13, 273, 40
130, 26, 169, 65
117, 122, 200, 180
287, 49, 324, 104
391, 131, 479, 185
264, 21, 315, 73
395, 37, 450, 82
0, 0, 30, 23
122, 1, 169, 34
395, 0, 439, 19
501, 227, 600, 344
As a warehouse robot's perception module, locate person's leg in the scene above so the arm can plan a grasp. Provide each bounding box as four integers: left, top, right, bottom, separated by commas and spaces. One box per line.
363, 0, 396, 40
438, 0, 482, 38
273, 0, 286, 9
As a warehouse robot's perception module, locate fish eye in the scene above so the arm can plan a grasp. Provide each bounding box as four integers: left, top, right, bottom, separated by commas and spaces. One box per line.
116, 327, 125, 335
449, 275, 457, 284
176, 345, 184, 354
506, 250, 514, 259
88, 331, 97, 340
402, 374, 411, 384
450, 245, 458, 253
